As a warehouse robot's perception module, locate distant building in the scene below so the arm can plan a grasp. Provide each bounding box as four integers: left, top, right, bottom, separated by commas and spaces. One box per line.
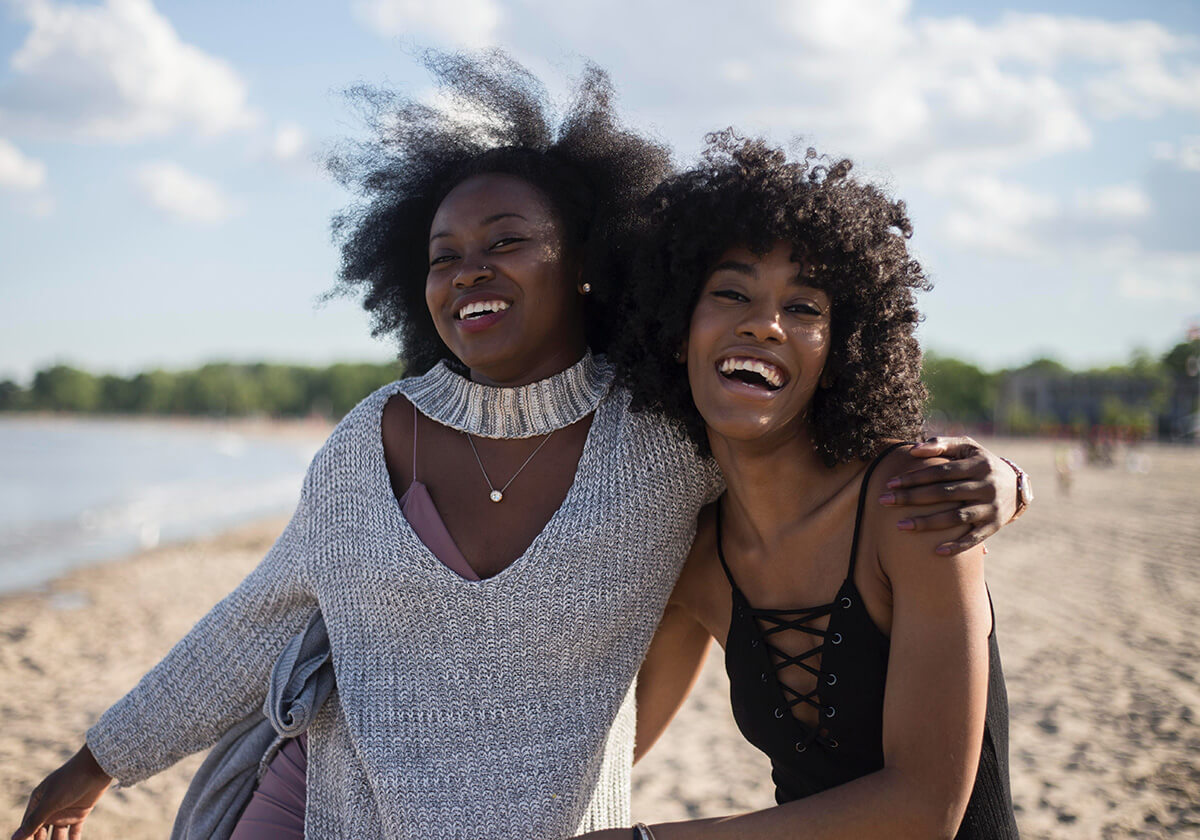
1162, 374, 1200, 440
995, 368, 1173, 437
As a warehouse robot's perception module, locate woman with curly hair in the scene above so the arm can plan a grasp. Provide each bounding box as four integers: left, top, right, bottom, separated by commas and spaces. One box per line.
13, 56, 1022, 840
581, 135, 1020, 839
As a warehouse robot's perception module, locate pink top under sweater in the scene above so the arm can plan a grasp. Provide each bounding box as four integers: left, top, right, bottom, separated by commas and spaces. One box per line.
398, 401, 480, 580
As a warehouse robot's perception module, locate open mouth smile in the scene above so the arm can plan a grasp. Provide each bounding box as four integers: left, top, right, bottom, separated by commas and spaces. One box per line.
455, 299, 511, 320
716, 356, 788, 391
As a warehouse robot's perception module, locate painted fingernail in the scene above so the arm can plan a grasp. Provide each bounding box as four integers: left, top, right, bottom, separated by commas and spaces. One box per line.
897, 519, 914, 530
936, 545, 952, 555
886, 478, 901, 489
879, 493, 895, 505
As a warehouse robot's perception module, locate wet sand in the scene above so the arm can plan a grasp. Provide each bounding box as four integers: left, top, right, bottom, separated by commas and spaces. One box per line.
2, 439, 1197, 838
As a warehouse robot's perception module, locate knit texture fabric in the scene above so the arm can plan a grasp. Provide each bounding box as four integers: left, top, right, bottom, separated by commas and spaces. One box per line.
405, 351, 612, 438
86, 365, 722, 839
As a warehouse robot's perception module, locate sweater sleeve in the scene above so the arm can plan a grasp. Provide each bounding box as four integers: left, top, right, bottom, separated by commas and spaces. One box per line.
85, 456, 321, 786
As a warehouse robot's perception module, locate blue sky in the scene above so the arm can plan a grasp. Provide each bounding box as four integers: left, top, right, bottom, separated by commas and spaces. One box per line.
1, 0, 1197, 383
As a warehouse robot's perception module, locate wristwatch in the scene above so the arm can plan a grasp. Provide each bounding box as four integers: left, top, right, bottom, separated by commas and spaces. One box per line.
999, 456, 1033, 521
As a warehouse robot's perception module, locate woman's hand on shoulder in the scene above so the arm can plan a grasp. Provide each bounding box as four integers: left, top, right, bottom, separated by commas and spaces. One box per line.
12, 744, 112, 840
872, 446, 983, 563
878, 435, 1022, 555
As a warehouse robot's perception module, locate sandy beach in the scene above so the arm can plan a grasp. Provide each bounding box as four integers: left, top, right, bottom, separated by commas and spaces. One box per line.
2, 438, 1197, 838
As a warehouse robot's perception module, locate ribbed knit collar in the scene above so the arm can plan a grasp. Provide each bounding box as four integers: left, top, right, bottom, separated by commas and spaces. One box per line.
404, 351, 614, 439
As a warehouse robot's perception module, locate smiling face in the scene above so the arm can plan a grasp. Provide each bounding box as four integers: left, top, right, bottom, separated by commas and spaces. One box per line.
686, 241, 832, 448
426, 173, 587, 385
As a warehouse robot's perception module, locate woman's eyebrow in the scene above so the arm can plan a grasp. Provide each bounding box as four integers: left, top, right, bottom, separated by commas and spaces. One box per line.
709, 260, 755, 276
429, 212, 530, 243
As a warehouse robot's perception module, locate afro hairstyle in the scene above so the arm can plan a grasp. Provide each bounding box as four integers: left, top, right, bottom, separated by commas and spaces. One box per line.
611, 130, 931, 465
327, 49, 673, 375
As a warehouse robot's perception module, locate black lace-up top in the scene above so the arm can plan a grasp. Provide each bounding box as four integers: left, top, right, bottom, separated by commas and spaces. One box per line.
718, 445, 1020, 838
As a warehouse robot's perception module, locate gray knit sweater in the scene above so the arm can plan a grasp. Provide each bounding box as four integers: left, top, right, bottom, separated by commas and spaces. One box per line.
86, 366, 720, 839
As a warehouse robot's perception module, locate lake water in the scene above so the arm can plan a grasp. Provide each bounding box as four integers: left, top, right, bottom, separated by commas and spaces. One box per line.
0, 416, 326, 594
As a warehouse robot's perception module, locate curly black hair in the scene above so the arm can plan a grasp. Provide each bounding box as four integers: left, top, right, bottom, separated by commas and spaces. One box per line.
611, 131, 931, 465
326, 50, 672, 375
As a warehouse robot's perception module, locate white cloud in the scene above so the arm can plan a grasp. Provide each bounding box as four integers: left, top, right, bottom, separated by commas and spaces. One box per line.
134, 161, 234, 224
719, 61, 753, 84
353, 0, 502, 48
781, 0, 913, 56
941, 176, 1059, 256
677, 2, 1198, 181
271, 123, 307, 162
0, 137, 46, 190
0, 136, 53, 216
1183, 138, 1200, 171
940, 178, 1166, 257
1, 0, 256, 141
1114, 250, 1200, 304
1075, 184, 1152, 220
1153, 136, 1200, 171
915, 13, 1200, 118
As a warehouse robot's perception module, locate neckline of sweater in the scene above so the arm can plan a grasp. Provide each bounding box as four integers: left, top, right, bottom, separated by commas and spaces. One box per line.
400, 351, 614, 440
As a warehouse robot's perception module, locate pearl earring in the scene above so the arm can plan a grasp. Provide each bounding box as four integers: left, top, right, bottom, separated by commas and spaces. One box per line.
579, 282, 592, 295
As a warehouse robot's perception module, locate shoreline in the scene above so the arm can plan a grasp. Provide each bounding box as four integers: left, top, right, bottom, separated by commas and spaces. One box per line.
2, 439, 1198, 838
0, 411, 336, 443
0, 515, 294, 837
0, 414, 334, 597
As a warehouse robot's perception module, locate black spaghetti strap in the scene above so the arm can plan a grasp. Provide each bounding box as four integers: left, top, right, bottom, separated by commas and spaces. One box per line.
411, 402, 419, 483
714, 502, 739, 590
846, 442, 910, 577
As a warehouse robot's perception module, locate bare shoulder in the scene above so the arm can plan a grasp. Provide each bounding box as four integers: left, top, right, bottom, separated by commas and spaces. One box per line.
380, 393, 415, 482
863, 447, 990, 642
866, 445, 972, 570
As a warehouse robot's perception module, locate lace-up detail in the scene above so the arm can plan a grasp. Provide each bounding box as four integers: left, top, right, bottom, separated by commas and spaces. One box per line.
716, 443, 907, 753
717, 508, 841, 749
759, 605, 842, 747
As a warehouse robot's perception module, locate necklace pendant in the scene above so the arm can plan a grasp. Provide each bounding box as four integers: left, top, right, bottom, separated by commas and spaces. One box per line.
489, 490, 504, 503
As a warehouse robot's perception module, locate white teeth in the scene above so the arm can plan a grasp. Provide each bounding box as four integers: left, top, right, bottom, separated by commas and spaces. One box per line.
456, 299, 510, 319
718, 357, 785, 388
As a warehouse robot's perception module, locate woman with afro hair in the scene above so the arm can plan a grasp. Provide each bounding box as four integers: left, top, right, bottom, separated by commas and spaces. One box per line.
13, 56, 1023, 840
580, 134, 1020, 839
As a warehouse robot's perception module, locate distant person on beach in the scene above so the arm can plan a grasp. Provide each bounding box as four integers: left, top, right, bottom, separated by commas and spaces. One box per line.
13, 54, 1028, 840
576, 136, 1021, 838
1055, 446, 1076, 495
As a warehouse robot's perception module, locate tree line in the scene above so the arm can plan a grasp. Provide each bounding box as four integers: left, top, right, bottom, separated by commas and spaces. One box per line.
923, 338, 1198, 436
1, 338, 1196, 426
0, 362, 405, 420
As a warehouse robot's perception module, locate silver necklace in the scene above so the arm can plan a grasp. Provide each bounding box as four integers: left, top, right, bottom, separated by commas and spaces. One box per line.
403, 351, 612, 439
465, 430, 556, 503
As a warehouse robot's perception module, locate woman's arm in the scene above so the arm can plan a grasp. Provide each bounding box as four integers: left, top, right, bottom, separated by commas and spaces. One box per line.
578, 462, 992, 840
634, 603, 712, 764
11, 458, 323, 840
85, 496, 318, 784
634, 523, 718, 763
882, 436, 1028, 555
